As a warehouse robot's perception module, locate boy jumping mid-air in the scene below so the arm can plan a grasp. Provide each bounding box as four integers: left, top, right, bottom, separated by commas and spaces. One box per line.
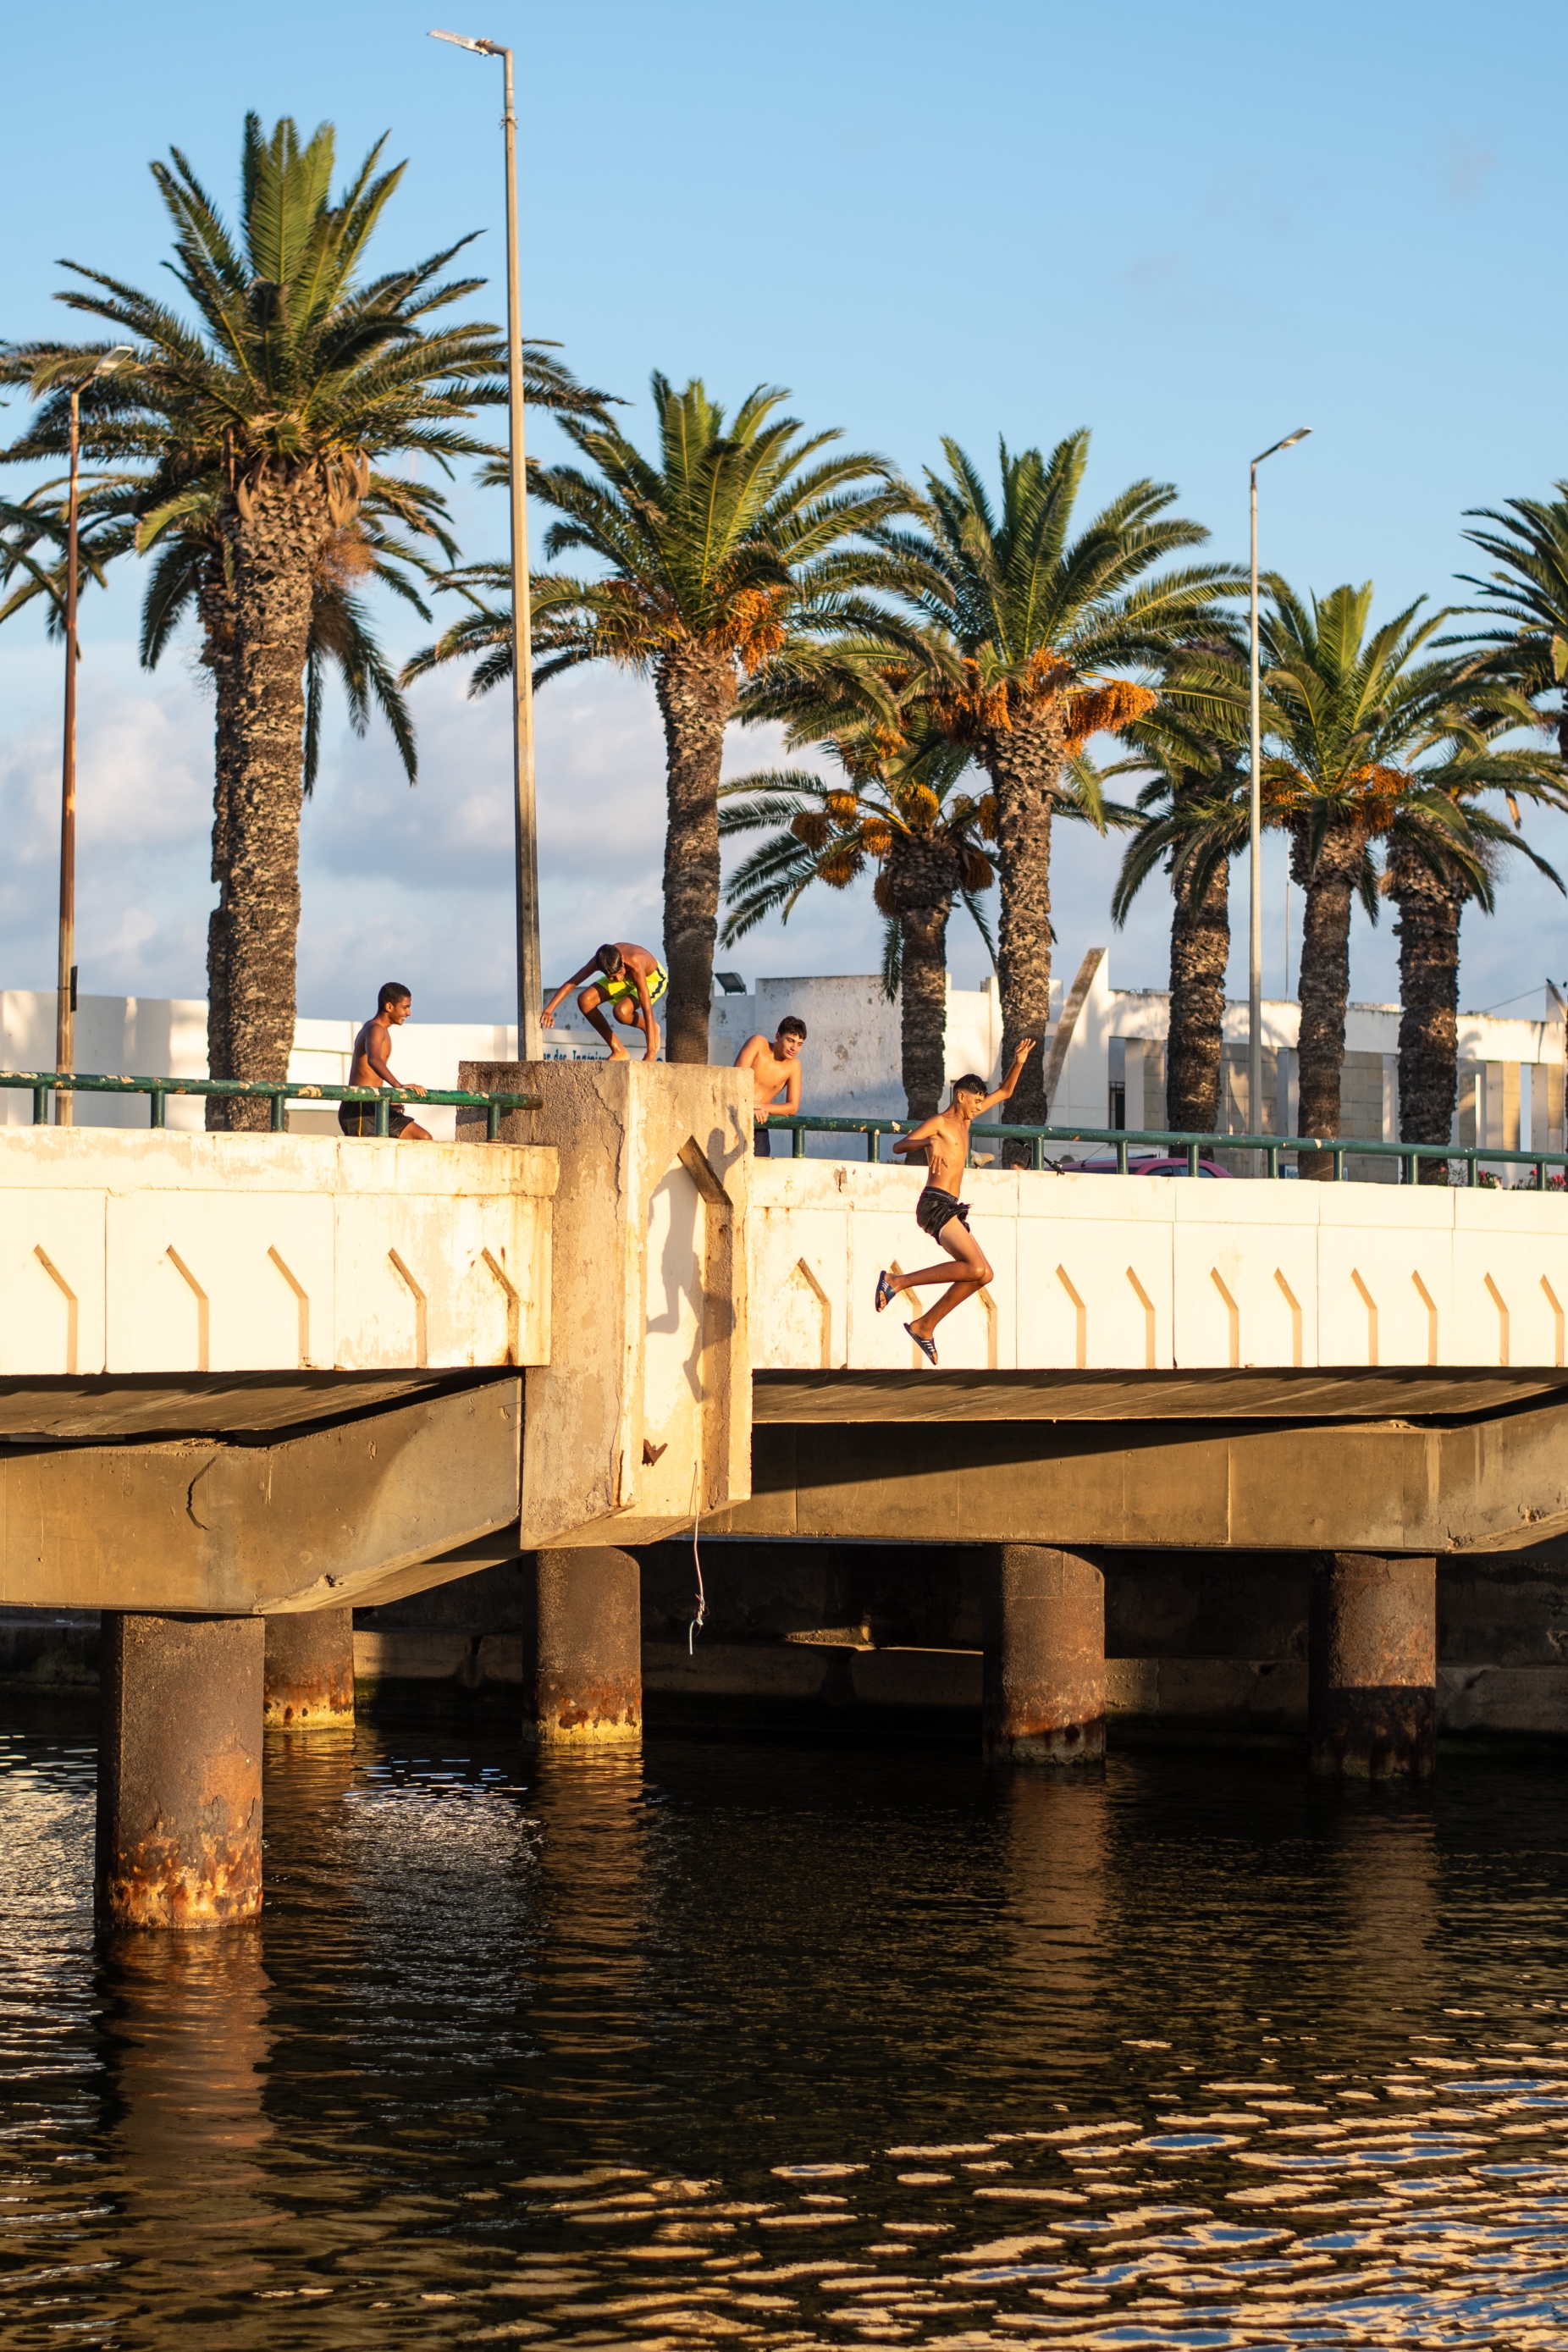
875, 1039, 1035, 1365
736, 1016, 806, 1153
541, 941, 665, 1062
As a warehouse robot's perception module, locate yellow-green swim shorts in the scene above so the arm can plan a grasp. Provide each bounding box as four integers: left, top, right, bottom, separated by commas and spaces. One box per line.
600, 963, 668, 1008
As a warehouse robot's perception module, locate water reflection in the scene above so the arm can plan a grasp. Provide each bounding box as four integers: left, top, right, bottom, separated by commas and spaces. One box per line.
99, 1932, 274, 2309
1, 1710, 1567, 2344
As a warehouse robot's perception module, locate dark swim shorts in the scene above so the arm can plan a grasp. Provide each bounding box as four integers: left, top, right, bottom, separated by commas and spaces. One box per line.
754, 1124, 771, 1157
339, 1100, 413, 1138
916, 1186, 970, 1242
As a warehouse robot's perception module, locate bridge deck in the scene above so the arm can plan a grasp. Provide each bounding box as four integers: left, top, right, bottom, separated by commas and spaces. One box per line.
753, 1364, 1568, 1422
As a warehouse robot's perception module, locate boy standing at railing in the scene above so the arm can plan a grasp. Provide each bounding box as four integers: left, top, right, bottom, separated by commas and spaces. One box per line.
340, 983, 432, 1140
875, 1040, 1035, 1364
736, 1017, 807, 1155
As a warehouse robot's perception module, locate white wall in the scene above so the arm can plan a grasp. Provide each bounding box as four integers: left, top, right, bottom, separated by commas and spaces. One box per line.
708, 973, 1006, 1137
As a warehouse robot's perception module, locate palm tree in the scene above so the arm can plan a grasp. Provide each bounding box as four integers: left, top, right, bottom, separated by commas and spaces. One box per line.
717, 653, 998, 1115
1251, 583, 1557, 1174
406, 377, 907, 1061
1, 113, 604, 1123
1110, 710, 1247, 1133
1389, 796, 1565, 1176
875, 433, 1242, 1123
1455, 487, 1568, 759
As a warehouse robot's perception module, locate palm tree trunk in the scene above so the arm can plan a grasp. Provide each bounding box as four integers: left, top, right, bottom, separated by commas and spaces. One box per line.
1391, 842, 1460, 1182
197, 556, 239, 1130
213, 472, 329, 1130
1167, 848, 1229, 1132
889, 836, 956, 1119
655, 645, 738, 1063
1294, 831, 1356, 1181
983, 703, 1065, 1126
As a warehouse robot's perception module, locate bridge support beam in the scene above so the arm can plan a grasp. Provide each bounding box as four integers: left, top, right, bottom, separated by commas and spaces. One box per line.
523, 1549, 642, 1746
1309, 1553, 1436, 1779
982, 1545, 1105, 1767
96, 1614, 264, 1929
263, 1609, 355, 1730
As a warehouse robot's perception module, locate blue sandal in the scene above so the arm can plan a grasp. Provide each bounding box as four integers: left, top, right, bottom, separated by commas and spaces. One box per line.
907, 1324, 938, 1366
875, 1269, 896, 1315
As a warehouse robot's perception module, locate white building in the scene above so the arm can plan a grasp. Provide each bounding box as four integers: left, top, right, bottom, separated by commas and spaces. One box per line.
3, 952, 1563, 1169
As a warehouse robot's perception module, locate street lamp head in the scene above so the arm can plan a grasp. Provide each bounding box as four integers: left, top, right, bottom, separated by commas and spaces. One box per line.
428, 26, 503, 52
1252, 426, 1312, 468
93, 345, 136, 379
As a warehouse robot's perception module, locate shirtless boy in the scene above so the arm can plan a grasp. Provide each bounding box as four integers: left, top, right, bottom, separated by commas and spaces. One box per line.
875, 1040, 1036, 1365
736, 1017, 806, 1154
541, 941, 665, 1062
340, 982, 432, 1140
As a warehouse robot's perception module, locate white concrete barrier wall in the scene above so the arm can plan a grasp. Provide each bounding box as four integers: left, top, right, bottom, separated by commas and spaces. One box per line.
0, 1131, 555, 1377
750, 1162, 1568, 1372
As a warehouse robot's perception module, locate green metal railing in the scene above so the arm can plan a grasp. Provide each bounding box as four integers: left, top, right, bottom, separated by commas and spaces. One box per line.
764, 1113, 1568, 1189
1, 1071, 540, 1141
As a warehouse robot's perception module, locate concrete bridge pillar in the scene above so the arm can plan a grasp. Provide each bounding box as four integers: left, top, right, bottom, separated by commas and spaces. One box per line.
1309, 1553, 1437, 1778
523, 1549, 642, 1746
96, 1614, 264, 1930
263, 1609, 356, 1730
982, 1546, 1106, 1767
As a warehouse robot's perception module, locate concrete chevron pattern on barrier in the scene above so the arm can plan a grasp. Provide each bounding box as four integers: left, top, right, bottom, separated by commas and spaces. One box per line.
748, 1161, 1568, 1373
0, 1129, 555, 1376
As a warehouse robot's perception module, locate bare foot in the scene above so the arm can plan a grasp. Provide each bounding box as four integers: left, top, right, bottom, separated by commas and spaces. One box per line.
606, 1042, 631, 1060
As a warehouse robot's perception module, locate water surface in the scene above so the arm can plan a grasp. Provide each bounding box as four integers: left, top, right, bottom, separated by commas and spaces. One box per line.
3, 1708, 1567, 2347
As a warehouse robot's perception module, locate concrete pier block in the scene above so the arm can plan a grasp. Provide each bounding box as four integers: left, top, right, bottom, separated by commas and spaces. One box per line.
1309, 1553, 1437, 1778
982, 1546, 1106, 1766
96, 1614, 263, 1929
523, 1549, 642, 1745
263, 1608, 355, 1729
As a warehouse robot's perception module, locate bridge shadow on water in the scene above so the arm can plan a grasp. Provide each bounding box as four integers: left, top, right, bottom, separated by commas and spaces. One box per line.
2, 1703, 1567, 2345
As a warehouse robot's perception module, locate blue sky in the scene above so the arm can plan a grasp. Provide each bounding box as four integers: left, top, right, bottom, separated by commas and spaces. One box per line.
3, 0, 1566, 1025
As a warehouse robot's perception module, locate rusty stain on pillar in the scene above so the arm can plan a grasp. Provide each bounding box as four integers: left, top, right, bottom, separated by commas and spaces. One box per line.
96, 1614, 263, 1929
982, 1545, 1106, 1767
523, 1549, 642, 1745
263, 1608, 355, 1729
1309, 1553, 1437, 1779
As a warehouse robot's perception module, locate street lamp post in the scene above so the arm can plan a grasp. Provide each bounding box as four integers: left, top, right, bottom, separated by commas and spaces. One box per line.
55, 347, 132, 1126
430, 28, 543, 1061
1248, 427, 1311, 1162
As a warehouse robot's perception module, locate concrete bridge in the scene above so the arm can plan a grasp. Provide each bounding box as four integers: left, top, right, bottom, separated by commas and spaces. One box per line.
6, 1059, 1568, 1929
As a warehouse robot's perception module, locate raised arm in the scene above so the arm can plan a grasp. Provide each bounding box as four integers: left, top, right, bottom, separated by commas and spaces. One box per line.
978, 1037, 1036, 1118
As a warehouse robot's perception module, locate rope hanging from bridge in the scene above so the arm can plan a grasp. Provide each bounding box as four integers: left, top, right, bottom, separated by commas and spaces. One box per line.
688, 1460, 706, 1655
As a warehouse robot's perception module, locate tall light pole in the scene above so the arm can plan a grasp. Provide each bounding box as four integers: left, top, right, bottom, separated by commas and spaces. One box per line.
55, 346, 133, 1126
430, 28, 543, 1060
1248, 427, 1310, 1158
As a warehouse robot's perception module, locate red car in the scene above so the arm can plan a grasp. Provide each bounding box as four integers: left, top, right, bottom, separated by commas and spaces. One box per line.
1059, 1151, 1234, 1179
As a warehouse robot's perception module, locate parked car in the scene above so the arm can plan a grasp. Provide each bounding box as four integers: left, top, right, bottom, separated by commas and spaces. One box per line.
1057, 1150, 1234, 1179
